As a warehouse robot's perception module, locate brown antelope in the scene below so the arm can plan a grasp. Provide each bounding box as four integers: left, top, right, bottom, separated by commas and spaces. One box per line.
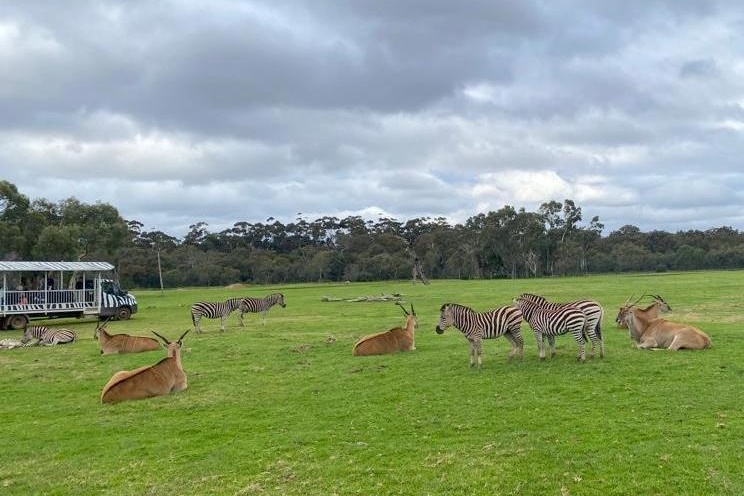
617, 306, 711, 350
615, 294, 671, 329
94, 321, 161, 354
100, 330, 190, 404
352, 303, 417, 356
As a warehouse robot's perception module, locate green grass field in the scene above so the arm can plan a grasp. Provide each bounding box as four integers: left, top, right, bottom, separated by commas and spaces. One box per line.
1, 271, 743, 495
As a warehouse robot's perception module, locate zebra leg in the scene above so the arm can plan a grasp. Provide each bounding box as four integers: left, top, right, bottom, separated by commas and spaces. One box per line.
220, 315, 226, 332
468, 339, 476, 367
546, 335, 557, 358
504, 331, 523, 361
584, 323, 595, 358
575, 337, 586, 362
238, 310, 244, 327
474, 338, 483, 367
534, 331, 545, 360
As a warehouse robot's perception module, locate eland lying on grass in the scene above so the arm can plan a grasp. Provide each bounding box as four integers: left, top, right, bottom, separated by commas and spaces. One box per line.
352, 303, 417, 356
94, 321, 161, 355
100, 330, 189, 404
617, 305, 710, 350
615, 294, 671, 329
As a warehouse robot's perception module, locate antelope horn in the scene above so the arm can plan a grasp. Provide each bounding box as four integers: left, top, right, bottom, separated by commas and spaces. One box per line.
628, 293, 646, 308
152, 330, 171, 345
410, 303, 416, 316
396, 301, 409, 315
177, 329, 190, 344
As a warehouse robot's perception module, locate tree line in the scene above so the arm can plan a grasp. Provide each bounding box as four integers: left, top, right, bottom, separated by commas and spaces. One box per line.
2, 180, 744, 288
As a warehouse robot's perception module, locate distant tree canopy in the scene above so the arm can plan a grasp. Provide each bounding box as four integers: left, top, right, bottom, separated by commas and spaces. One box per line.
2, 180, 744, 288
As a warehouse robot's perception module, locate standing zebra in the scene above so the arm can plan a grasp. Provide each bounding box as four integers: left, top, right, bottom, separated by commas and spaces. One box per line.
517, 293, 605, 358
190, 297, 243, 333
513, 296, 596, 362
21, 325, 76, 345
238, 293, 286, 327
435, 302, 524, 367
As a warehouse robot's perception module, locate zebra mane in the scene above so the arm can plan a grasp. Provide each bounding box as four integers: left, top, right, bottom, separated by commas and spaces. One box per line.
441, 302, 472, 312
519, 293, 546, 301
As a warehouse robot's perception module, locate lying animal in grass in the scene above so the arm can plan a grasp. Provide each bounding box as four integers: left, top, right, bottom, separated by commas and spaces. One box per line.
617, 306, 711, 350
21, 325, 76, 346
352, 303, 417, 356
0, 339, 26, 349
100, 330, 189, 404
94, 321, 161, 355
615, 294, 671, 329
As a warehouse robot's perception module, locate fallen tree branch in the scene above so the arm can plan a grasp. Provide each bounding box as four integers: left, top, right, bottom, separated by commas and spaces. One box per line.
321, 293, 403, 303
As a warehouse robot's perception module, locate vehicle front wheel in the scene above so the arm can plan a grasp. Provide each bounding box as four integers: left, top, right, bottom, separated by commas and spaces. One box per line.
116, 307, 132, 320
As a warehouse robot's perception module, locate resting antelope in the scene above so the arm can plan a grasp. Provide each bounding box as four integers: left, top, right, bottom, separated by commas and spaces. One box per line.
352, 303, 417, 356
94, 321, 161, 354
100, 330, 189, 404
615, 294, 671, 329
617, 305, 711, 350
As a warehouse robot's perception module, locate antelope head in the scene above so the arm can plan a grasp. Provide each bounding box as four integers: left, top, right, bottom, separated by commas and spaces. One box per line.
94, 318, 113, 340
650, 294, 672, 312
396, 302, 418, 328
152, 329, 190, 347
615, 294, 645, 326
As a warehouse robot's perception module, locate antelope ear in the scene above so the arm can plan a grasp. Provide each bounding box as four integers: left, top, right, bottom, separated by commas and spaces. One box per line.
152, 331, 171, 345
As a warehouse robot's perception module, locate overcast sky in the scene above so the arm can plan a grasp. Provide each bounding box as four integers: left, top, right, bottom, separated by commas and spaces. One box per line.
2, 1, 744, 238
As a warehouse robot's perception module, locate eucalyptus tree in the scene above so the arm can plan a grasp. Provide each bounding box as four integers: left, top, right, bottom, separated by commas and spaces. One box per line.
0, 180, 31, 258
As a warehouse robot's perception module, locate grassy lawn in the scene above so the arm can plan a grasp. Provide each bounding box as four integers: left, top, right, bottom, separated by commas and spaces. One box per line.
1, 271, 743, 495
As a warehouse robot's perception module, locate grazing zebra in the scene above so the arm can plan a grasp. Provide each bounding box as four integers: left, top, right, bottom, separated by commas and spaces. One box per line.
190, 297, 243, 333
518, 293, 605, 358
21, 325, 77, 345
513, 296, 596, 362
435, 303, 524, 367
238, 293, 286, 327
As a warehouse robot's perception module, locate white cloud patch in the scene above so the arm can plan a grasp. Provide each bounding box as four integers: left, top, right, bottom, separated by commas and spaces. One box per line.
2, 1, 744, 236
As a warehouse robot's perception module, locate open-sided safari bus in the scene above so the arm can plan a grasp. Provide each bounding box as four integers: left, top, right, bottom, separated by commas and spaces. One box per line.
0, 261, 138, 330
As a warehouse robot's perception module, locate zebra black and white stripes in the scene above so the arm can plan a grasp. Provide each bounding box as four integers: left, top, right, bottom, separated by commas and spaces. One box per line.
190, 297, 243, 333
21, 325, 76, 345
435, 303, 524, 367
238, 293, 286, 327
517, 293, 605, 358
513, 296, 598, 361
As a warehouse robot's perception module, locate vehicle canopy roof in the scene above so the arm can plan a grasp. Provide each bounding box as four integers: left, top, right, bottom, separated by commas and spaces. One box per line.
0, 261, 114, 272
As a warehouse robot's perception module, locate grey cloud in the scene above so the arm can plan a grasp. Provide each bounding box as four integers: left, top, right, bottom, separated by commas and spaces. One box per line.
2, 0, 744, 237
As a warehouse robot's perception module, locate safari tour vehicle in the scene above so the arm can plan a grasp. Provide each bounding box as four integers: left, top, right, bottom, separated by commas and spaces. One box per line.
0, 261, 138, 330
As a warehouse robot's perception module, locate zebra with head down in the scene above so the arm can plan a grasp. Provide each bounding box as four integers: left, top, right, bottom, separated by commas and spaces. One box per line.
190, 297, 243, 333
238, 293, 286, 327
